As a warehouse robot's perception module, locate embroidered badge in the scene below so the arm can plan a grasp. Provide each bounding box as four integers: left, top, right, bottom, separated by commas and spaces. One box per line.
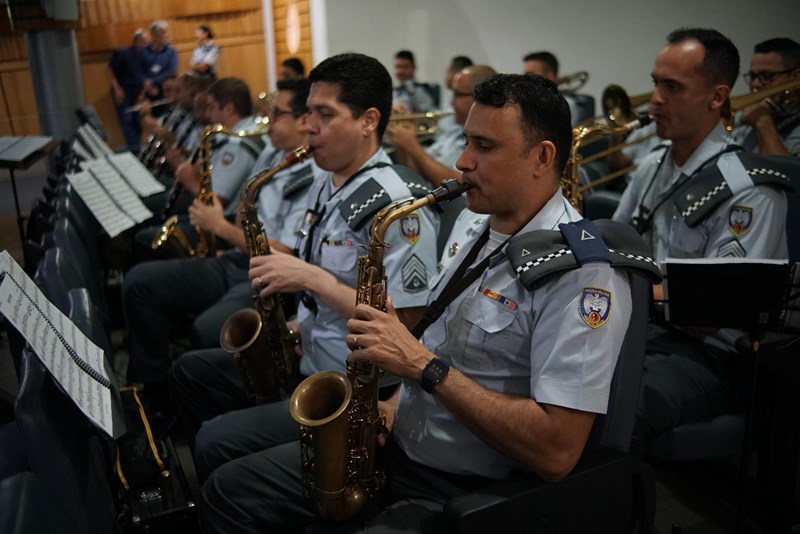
221, 151, 235, 166
483, 288, 518, 311
402, 253, 427, 292
579, 287, 611, 329
400, 214, 421, 245
727, 205, 753, 237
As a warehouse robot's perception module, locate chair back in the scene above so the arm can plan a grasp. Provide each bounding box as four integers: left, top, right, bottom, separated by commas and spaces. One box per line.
586, 273, 650, 453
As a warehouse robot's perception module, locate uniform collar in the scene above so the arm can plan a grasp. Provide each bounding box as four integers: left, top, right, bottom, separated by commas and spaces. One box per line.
678, 122, 732, 177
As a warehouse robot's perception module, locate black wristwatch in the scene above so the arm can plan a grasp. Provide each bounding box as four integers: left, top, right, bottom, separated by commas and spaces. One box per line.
420, 358, 450, 394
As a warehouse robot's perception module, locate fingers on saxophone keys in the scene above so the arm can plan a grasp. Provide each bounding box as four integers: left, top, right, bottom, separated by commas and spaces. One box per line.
348, 333, 361, 350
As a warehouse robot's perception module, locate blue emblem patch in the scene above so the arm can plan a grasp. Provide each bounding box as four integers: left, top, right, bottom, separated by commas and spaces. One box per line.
579, 287, 611, 329
727, 205, 753, 237
400, 214, 420, 245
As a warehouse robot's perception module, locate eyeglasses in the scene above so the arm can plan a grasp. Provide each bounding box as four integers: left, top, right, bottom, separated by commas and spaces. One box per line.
270, 107, 299, 120
743, 69, 795, 84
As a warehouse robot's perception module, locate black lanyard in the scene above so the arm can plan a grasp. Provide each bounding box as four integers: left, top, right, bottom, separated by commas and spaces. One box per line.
632, 145, 741, 234
411, 227, 510, 339
298, 162, 390, 315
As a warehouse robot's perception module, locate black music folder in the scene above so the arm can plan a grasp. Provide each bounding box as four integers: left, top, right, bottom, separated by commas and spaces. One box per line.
660, 257, 789, 330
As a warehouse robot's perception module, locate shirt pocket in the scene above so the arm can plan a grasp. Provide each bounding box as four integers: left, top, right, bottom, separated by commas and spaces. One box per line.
459, 291, 520, 370
319, 243, 358, 273
669, 219, 707, 258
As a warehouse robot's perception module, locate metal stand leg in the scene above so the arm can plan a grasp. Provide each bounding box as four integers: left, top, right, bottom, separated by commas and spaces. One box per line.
9, 168, 26, 248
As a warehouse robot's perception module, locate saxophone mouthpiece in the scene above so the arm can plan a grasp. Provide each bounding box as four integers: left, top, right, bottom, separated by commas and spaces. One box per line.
290, 145, 315, 163
430, 179, 472, 203
629, 112, 653, 129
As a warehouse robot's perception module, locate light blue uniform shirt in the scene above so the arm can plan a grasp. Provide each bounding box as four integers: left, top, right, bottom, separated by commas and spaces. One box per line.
394, 190, 632, 478
295, 150, 440, 377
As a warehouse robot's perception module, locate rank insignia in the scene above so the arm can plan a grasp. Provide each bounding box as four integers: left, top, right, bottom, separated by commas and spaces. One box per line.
483, 288, 517, 310
727, 205, 753, 237
400, 214, 421, 245
221, 151, 235, 166
579, 287, 611, 329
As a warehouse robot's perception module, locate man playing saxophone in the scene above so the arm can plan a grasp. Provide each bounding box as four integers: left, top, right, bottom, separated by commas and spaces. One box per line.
122, 78, 311, 408
200, 74, 657, 532
188, 54, 440, 519
132, 77, 269, 261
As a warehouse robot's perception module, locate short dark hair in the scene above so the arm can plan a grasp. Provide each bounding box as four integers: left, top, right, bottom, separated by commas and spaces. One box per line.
754, 37, 800, 70
395, 50, 415, 65
282, 57, 305, 76
207, 77, 253, 117
667, 28, 740, 89
450, 55, 474, 71
309, 53, 393, 139
276, 77, 311, 115
197, 25, 213, 39
522, 51, 559, 75
474, 74, 572, 177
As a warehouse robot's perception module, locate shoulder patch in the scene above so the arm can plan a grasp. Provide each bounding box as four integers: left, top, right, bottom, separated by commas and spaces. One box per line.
579, 287, 611, 329
221, 151, 235, 166
339, 178, 392, 231
727, 205, 753, 236
399, 213, 421, 244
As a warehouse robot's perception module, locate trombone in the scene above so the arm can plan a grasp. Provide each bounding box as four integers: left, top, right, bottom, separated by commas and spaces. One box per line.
388, 110, 454, 138
722, 78, 800, 131
556, 71, 589, 94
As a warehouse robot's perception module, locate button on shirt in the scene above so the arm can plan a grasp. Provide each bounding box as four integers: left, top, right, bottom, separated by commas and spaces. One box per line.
394, 189, 632, 478
294, 150, 440, 377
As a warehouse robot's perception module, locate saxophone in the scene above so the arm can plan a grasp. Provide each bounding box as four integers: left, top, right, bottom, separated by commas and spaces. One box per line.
219, 146, 314, 404
290, 179, 471, 522
150, 124, 267, 257
560, 112, 652, 213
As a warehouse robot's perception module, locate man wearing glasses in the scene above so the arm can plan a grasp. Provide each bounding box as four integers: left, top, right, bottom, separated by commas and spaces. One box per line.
733, 38, 800, 156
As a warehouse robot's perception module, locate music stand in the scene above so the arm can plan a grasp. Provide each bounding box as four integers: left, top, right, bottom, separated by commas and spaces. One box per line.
0, 136, 59, 252
658, 257, 791, 531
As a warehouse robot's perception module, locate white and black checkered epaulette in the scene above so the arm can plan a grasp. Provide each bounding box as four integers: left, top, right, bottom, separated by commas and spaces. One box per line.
282, 164, 314, 199
675, 151, 797, 228
340, 175, 431, 231
507, 219, 662, 291
239, 135, 267, 160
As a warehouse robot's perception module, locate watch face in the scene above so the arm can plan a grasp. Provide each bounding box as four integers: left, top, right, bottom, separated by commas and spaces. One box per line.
427, 362, 447, 381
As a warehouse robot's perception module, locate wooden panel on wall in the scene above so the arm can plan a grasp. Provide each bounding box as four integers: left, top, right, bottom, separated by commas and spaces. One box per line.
217, 42, 269, 97
0, 82, 14, 136
1, 70, 39, 136
272, 0, 312, 75
81, 61, 124, 149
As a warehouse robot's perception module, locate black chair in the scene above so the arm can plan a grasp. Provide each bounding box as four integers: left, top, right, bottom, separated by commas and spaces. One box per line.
0, 472, 72, 534
444, 274, 655, 533
13, 284, 118, 534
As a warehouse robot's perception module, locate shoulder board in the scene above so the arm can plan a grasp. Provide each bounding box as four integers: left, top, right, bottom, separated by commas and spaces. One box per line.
392, 164, 433, 198
210, 135, 229, 150
240, 136, 267, 160
340, 178, 392, 231
675, 151, 797, 227
507, 219, 662, 291
282, 165, 314, 199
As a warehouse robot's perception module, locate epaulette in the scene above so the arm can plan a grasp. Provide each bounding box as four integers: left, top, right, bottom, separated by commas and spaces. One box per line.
507, 219, 662, 291
240, 135, 267, 160
675, 151, 797, 227
340, 172, 433, 231
392, 164, 433, 199
340, 178, 393, 231
282, 164, 314, 199
210, 136, 229, 150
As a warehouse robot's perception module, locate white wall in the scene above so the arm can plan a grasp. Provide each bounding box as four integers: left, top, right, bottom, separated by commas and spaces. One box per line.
321, 0, 800, 108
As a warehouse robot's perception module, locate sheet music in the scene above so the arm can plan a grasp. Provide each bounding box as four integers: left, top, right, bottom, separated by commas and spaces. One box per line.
0, 136, 53, 162
66, 171, 136, 237
79, 124, 113, 157
0, 250, 113, 437
82, 160, 153, 223
71, 138, 92, 161
106, 151, 167, 196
